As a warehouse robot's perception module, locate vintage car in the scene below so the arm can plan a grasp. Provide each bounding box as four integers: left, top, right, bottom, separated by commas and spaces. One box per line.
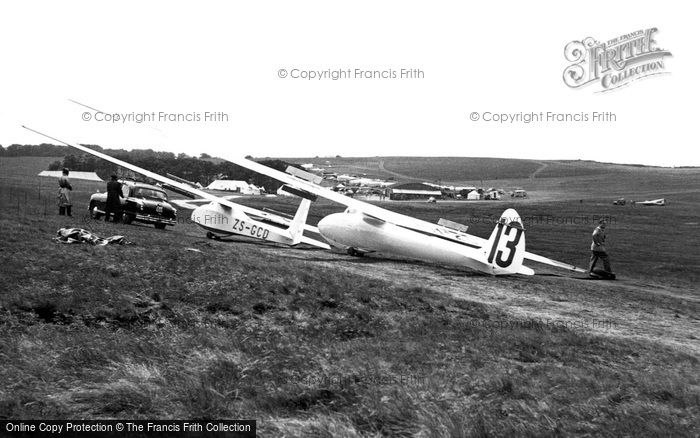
613, 198, 626, 206
89, 180, 177, 229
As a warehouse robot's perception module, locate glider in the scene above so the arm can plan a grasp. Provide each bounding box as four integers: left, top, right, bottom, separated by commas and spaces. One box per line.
637, 198, 666, 206
224, 156, 587, 276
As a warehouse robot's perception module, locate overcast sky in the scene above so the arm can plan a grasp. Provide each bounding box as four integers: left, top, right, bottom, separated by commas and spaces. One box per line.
0, 1, 696, 166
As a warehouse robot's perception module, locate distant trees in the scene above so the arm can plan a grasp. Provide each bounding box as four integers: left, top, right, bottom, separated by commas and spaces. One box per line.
1, 143, 69, 156
40, 146, 291, 191
5, 144, 297, 191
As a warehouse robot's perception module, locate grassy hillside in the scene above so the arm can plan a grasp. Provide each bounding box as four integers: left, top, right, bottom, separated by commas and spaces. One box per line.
281, 156, 696, 186
0, 156, 63, 180
1, 155, 699, 436
378, 157, 542, 181
1, 198, 698, 436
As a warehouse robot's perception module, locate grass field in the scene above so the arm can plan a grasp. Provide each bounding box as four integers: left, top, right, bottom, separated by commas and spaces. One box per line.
1, 156, 699, 436
279, 156, 696, 187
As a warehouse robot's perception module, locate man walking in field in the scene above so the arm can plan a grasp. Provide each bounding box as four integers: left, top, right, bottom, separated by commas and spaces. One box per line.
589, 219, 613, 275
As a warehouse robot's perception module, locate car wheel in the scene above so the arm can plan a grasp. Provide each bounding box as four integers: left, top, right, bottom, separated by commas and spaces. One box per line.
347, 247, 364, 257
154, 223, 166, 230
123, 214, 134, 225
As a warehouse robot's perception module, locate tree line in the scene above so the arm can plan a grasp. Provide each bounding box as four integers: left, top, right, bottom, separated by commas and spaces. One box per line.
0, 143, 69, 157
1, 143, 295, 191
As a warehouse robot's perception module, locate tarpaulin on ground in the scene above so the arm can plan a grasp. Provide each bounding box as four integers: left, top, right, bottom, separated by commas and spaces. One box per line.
54, 228, 129, 245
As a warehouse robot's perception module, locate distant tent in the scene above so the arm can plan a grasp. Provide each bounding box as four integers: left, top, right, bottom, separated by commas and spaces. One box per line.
38, 170, 103, 181
206, 179, 261, 195
466, 190, 481, 200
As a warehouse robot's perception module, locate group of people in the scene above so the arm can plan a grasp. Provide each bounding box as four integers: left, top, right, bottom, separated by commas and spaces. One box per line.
56, 169, 124, 222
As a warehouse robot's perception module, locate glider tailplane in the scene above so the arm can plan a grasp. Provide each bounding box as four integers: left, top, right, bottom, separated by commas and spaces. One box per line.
484, 208, 532, 275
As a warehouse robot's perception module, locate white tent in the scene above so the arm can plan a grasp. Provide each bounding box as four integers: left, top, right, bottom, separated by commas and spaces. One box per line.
38, 170, 103, 181
466, 190, 481, 200
206, 180, 261, 194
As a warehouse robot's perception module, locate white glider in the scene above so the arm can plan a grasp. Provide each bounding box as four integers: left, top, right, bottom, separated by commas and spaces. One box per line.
223, 156, 587, 275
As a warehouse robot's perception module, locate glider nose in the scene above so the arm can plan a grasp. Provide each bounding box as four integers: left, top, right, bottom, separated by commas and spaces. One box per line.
190, 203, 223, 226
318, 212, 352, 245
190, 206, 204, 224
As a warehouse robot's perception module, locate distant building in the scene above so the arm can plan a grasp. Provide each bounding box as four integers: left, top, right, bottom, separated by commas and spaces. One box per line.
512, 189, 527, 198
389, 183, 443, 201
484, 190, 501, 200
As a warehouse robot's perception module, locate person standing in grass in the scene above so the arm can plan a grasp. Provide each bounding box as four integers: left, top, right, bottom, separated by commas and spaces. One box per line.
57, 168, 72, 216
105, 175, 123, 222
588, 219, 612, 274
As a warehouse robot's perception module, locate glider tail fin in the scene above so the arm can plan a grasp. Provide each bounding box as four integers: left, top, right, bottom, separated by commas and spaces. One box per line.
278, 184, 318, 245
288, 198, 312, 245
485, 208, 533, 275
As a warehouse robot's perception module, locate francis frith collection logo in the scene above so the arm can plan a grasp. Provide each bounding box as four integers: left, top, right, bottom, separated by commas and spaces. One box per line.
563, 28, 672, 92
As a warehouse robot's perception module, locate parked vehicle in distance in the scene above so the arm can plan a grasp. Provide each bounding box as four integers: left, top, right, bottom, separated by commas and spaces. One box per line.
89, 180, 177, 229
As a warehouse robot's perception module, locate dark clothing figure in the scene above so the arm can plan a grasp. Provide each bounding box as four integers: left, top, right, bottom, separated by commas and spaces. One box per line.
588, 224, 612, 273
105, 179, 123, 222
589, 251, 611, 273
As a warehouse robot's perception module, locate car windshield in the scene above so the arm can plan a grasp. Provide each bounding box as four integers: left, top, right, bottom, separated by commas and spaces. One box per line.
133, 187, 167, 201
